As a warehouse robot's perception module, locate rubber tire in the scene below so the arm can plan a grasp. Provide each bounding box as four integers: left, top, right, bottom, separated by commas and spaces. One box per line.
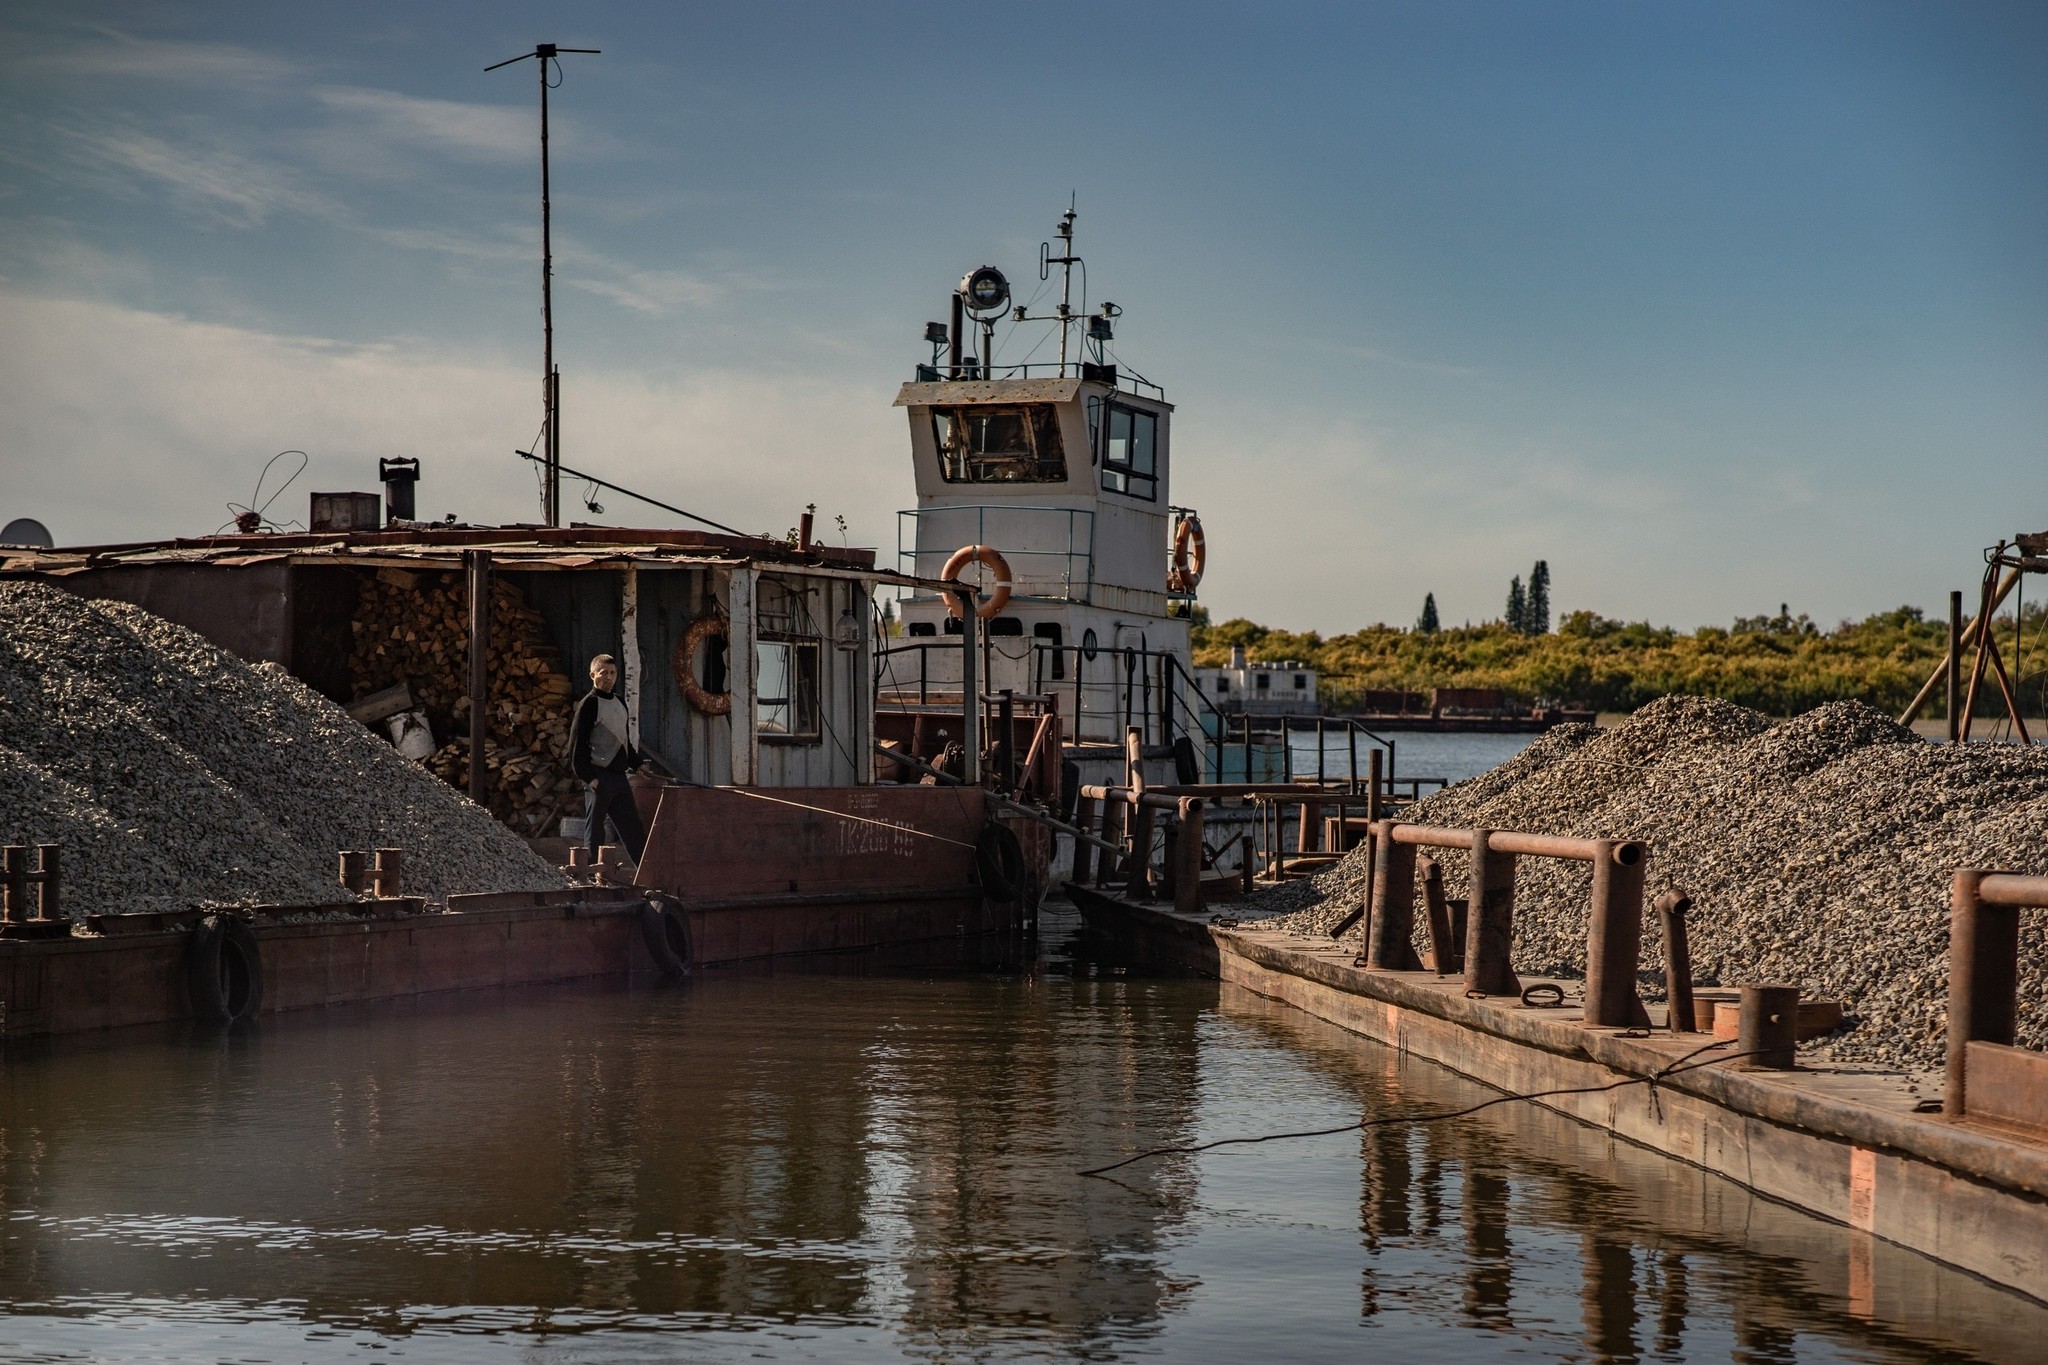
1171, 735, 1200, 785
640, 895, 694, 978
975, 823, 1026, 901
187, 914, 263, 1024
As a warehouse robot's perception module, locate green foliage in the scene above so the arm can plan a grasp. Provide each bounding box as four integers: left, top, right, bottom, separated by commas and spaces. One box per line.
1416, 592, 1440, 634
1190, 604, 2019, 716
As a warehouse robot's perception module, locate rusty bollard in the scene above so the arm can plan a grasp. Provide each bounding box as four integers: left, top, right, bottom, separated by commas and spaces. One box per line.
594, 844, 627, 886
1366, 821, 1423, 970
1654, 890, 1697, 1034
1585, 840, 1651, 1028
1420, 856, 1458, 975
338, 850, 369, 895
1464, 830, 1521, 997
1737, 984, 1801, 1069
2, 845, 61, 923
371, 848, 403, 899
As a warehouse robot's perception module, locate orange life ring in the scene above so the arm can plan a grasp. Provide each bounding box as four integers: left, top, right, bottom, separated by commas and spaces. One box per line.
1168, 514, 1206, 593
674, 613, 731, 715
940, 544, 1013, 619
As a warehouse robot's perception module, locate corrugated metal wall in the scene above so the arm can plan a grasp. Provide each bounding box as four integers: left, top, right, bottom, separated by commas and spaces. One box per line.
635, 566, 729, 786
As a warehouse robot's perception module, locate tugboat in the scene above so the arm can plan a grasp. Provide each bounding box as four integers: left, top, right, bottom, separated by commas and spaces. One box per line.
875, 207, 1216, 811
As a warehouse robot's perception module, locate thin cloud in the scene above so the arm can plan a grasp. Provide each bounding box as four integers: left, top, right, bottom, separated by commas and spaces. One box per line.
51, 123, 332, 228
312, 87, 535, 164
9, 28, 301, 89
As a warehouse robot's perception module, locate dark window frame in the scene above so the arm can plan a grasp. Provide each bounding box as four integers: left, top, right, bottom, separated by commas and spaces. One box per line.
1098, 400, 1160, 501
932, 404, 1068, 484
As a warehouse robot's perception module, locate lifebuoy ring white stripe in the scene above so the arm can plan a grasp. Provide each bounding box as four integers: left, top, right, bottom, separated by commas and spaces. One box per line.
941, 544, 1013, 619
1168, 515, 1206, 593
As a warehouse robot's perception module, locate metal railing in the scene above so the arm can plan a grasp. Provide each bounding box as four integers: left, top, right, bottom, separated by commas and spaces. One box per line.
910, 360, 1166, 401
896, 506, 1095, 605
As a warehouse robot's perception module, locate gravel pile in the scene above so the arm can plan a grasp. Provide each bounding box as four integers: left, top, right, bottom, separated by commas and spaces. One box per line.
1244, 696, 2048, 1070
0, 581, 568, 916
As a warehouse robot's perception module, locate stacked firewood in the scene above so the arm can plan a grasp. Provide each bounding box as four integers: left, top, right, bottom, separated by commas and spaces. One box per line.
348, 568, 584, 833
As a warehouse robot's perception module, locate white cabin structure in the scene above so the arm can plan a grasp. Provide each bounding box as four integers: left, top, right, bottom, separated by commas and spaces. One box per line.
879, 210, 1210, 764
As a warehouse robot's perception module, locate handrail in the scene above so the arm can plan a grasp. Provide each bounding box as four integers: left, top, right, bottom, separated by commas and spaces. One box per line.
910, 360, 1167, 400
896, 505, 1095, 605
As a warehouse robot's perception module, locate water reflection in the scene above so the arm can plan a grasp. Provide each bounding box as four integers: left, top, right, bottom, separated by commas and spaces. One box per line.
0, 912, 2041, 1362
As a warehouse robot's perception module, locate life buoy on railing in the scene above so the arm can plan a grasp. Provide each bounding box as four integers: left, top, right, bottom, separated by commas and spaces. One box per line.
675, 613, 731, 715
1167, 514, 1206, 594
940, 544, 1013, 620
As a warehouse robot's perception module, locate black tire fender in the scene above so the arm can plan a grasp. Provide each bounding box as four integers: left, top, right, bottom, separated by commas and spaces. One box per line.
187, 914, 263, 1024
975, 823, 1026, 901
640, 894, 694, 978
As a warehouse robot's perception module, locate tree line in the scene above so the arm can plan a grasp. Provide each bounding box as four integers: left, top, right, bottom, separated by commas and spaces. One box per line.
1194, 602, 2048, 719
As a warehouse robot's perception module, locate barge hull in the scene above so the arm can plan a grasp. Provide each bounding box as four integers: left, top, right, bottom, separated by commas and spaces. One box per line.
1069, 884, 2048, 1305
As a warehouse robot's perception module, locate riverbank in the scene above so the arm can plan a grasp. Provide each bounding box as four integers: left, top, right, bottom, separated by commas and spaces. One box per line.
1196, 605, 2048, 719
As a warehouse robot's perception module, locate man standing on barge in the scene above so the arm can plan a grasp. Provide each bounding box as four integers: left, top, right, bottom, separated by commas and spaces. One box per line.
569, 653, 647, 866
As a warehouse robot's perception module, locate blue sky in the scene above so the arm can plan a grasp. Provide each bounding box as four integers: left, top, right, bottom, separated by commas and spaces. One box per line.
1, 1, 2043, 633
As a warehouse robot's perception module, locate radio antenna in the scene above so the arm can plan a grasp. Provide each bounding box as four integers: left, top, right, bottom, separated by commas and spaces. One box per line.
486, 41, 601, 527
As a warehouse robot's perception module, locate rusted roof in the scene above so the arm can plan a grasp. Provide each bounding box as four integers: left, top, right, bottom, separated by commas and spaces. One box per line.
1, 524, 881, 577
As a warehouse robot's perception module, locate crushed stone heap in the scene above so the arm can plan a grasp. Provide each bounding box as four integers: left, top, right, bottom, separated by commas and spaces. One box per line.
1246, 695, 2048, 1071
0, 580, 569, 916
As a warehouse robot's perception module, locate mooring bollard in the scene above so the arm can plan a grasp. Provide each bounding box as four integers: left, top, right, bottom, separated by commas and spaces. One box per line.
2, 845, 61, 924
1945, 868, 2024, 1117
1072, 792, 1098, 885
371, 848, 404, 899
1174, 797, 1206, 916
1737, 984, 1801, 1069
1365, 820, 1423, 970
1654, 889, 1697, 1034
1125, 802, 1157, 900
1465, 830, 1521, 996
1420, 856, 1458, 975
338, 850, 369, 895
1584, 840, 1651, 1028
1098, 797, 1125, 887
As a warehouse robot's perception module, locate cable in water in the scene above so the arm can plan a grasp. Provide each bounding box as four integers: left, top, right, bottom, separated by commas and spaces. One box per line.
1079, 1038, 1762, 1178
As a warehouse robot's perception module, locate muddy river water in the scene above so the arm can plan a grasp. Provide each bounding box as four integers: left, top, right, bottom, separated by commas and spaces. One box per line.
3, 904, 2042, 1362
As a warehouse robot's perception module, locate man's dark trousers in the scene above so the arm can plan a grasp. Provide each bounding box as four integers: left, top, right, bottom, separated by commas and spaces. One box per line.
585, 770, 647, 863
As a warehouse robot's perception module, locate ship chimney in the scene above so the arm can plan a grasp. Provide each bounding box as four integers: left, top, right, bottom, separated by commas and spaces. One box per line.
380, 458, 420, 526
1230, 644, 1246, 669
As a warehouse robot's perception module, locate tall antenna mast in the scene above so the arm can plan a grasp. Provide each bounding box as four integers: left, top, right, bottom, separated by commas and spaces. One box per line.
486, 41, 601, 527
1048, 200, 1079, 373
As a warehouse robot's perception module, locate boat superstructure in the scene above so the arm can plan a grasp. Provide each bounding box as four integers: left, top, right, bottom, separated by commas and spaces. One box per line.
877, 209, 1215, 787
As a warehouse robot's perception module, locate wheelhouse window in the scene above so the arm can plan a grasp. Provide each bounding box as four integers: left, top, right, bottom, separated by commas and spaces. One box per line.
1098, 402, 1158, 500
933, 404, 1066, 483
756, 579, 822, 743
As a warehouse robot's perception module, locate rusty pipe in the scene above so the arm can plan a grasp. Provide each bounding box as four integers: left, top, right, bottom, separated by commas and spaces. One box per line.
1584, 839, 1651, 1028
1977, 873, 2048, 907
1737, 984, 1800, 1070
1946, 868, 2023, 1117
1366, 820, 1422, 970
1079, 784, 1196, 812
1420, 855, 1458, 975
1464, 830, 1521, 996
1653, 889, 1697, 1034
